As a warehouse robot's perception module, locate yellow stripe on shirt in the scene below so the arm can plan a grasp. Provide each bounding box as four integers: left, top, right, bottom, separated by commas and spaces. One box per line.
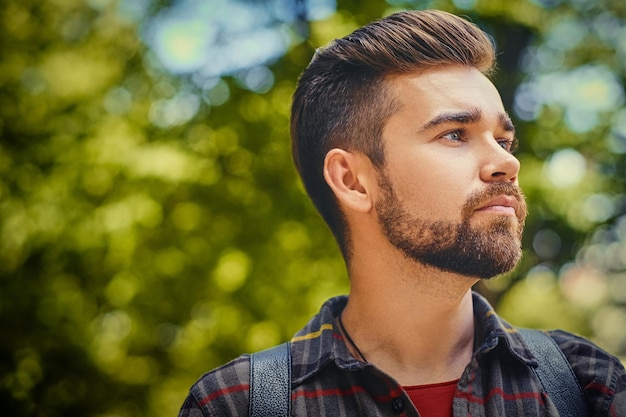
291, 323, 334, 342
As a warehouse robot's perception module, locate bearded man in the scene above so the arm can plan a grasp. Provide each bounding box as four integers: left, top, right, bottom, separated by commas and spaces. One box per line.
179, 9, 626, 416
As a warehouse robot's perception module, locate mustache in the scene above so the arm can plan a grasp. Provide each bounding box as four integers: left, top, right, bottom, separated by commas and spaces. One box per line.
462, 183, 527, 221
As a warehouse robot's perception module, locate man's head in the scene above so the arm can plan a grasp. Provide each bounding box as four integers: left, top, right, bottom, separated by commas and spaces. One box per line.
291, 10, 526, 279
291, 9, 497, 258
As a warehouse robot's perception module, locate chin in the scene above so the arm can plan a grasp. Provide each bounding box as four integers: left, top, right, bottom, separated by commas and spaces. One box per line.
424, 220, 523, 279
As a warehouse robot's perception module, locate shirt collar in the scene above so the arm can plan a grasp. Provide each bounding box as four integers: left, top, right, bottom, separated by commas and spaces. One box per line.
471, 291, 538, 367
289, 292, 537, 385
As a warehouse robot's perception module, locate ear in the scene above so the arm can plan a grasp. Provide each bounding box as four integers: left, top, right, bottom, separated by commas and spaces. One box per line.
323, 148, 374, 213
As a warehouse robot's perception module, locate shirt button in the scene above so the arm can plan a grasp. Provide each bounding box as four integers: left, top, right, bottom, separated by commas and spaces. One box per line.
391, 397, 404, 413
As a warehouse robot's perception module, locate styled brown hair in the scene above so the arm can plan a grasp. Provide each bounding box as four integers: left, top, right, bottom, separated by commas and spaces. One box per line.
290, 9, 496, 258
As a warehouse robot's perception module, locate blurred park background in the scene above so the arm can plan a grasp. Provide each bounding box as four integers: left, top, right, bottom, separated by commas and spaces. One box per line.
2, 0, 626, 416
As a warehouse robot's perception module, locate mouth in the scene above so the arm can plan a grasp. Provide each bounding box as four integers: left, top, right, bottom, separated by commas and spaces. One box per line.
474, 195, 519, 216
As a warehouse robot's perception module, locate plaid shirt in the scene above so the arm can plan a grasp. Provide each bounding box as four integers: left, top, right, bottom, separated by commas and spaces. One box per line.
178, 292, 626, 416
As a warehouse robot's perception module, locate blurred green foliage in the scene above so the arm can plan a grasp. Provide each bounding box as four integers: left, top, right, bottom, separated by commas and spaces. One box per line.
1, 0, 626, 416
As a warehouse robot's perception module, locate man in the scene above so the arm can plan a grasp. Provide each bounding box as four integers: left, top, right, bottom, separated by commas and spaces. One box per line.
179, 9, 626, 416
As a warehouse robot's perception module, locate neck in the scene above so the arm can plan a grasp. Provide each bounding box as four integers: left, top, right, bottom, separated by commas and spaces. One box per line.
341, 256, 478, 386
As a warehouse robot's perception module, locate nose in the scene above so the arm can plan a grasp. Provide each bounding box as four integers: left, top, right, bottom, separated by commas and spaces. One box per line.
479, 142, 520, 184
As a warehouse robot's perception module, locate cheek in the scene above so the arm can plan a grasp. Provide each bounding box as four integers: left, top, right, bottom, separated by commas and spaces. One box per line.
390, 155, 476, 218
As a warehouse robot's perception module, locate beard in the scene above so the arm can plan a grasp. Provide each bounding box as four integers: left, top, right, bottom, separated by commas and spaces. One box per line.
375, 174, 527, 279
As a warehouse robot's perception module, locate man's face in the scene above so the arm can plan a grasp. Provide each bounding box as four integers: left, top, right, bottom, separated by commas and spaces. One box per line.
375, 65, 527, 279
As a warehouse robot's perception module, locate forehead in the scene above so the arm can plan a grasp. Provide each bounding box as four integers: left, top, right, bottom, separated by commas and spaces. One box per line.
385, 65, 505, 122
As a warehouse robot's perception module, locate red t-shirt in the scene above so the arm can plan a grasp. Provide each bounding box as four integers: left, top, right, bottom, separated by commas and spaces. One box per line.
403, 379, 459, 417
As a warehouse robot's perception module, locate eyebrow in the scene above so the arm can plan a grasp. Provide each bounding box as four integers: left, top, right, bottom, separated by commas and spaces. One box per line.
499, 112, 516, 133
419, 107, 516, 134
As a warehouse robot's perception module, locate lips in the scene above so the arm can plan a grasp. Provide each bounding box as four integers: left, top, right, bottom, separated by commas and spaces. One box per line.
461, 184, 527, 224
475, 195, 519, 216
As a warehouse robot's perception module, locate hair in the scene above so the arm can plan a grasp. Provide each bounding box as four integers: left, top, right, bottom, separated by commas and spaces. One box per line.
290, 9, 496, 259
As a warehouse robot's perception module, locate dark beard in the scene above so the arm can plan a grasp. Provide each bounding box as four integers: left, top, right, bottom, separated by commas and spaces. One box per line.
375, 175, 527, 279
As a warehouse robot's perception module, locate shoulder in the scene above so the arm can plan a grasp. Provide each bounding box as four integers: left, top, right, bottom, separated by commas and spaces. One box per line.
178, 354, 251, 417
547, 329, 626, 416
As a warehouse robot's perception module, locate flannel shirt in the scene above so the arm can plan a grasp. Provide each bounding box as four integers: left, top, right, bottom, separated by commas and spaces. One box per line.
178, 292, 626, 416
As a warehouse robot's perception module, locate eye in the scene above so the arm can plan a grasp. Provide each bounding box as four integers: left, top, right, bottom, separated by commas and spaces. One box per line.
441, 129, 466, 143
497, 138, 519, 154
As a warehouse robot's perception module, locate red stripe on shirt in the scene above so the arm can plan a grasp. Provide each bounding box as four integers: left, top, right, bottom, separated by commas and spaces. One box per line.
292, 386, 400, 403
292, 386, 368, 400
586, 382, 615, 396
199, 384, 250, 406
459, 387, 544, 405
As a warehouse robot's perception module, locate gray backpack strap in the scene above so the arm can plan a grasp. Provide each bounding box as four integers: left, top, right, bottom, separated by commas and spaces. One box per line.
518, 328, 588, 416
249, 342, 291, 417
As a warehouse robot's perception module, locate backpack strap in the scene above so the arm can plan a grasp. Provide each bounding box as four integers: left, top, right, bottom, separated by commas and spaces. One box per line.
249, 342, 291, 417
517, 328, 588, 416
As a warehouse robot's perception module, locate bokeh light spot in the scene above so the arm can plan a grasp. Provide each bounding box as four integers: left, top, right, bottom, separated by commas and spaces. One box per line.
544, 148, 586, 188
212, 249, 251, 292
